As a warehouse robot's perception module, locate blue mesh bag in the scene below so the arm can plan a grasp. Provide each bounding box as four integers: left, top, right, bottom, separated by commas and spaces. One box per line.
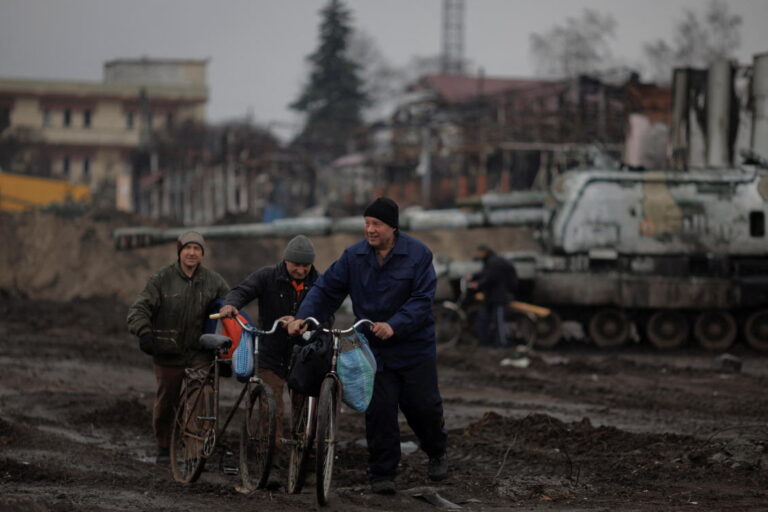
232, 328, 255, 382
337, 330, 377, 412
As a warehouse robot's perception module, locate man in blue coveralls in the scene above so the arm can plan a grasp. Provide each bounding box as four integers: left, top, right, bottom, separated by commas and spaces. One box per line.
287, 197, 448, 495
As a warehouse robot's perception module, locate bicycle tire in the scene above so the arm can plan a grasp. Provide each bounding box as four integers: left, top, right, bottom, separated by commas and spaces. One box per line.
170, 380, 212, 483
315, 376, 338, 506
433, 303, 464, 347
286, 392, 312, 494
239, 382, 276, 490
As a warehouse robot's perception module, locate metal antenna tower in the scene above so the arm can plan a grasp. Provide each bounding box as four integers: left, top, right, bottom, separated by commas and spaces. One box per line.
441, 0, 464, 75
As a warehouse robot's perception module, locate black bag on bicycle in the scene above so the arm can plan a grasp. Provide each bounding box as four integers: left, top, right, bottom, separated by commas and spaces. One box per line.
287, 330, 332, 397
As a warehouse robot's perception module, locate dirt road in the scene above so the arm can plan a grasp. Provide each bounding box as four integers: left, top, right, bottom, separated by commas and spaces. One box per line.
2, 293, 767, 512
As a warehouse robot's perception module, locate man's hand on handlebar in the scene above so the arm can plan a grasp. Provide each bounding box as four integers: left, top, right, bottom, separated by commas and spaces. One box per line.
371, 322, 394, 340
218, 304, 238, 318
287, 318, 307, 336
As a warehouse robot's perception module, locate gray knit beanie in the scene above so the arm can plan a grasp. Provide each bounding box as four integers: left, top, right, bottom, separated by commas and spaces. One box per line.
283, 235, 315, 265
177, 231, 206, 255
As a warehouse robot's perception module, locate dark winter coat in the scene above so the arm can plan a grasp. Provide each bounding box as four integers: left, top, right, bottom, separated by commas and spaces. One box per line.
475, 251, 518, 305
296, 232, 436, 369
127, 262, 229, 367
223, 262, 319, 379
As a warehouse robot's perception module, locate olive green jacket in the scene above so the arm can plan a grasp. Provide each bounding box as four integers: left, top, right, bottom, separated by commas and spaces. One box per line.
127, 261, 229, 367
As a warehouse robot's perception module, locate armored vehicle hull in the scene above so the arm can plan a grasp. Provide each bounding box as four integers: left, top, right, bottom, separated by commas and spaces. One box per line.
528, 165, 768, 352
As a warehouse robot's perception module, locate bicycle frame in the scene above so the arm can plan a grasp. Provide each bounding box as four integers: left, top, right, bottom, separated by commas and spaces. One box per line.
185, 318, 284, 460
298, 317, 374, 505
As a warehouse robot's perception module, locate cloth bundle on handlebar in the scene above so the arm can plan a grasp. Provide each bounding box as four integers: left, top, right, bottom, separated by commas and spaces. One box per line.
203, 300, 253, 360
287, 330, 333, 396
337, 331, 376, 412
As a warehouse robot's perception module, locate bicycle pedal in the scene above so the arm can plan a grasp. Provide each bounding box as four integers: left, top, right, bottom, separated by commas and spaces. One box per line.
222, 465, 239, 476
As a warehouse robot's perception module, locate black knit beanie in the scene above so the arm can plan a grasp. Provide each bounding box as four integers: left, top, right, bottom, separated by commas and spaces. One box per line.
363, 197, 399, 229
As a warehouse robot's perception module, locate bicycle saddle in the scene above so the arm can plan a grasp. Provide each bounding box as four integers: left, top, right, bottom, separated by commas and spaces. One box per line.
199, 334, 232, 352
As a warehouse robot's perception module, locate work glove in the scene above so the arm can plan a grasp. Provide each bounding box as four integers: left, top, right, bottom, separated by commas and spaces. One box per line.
139, 333, 156, 355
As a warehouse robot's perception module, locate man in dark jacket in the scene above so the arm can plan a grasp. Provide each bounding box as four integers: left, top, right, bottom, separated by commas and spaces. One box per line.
127, 231, 229, 463
469, 244, 518, 347
217, 234, 319, 458
287, 198, 448, 495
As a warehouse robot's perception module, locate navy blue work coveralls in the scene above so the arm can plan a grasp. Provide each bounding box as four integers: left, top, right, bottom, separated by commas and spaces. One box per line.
296, 232, 447, 480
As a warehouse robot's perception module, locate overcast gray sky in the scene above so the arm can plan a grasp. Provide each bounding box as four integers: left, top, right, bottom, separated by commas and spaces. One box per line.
1, 0, 767, 136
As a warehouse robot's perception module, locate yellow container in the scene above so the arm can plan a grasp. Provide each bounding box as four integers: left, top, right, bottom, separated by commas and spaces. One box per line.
0, 172, 91, 211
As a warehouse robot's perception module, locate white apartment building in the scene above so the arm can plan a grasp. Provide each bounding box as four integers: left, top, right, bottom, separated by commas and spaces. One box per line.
0, 58, 208, 210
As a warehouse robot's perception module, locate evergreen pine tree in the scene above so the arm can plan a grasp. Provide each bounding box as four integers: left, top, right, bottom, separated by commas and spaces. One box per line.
291, 0, 368, 163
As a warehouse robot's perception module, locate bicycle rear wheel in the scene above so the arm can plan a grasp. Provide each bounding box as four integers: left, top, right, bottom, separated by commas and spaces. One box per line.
315, 376, 339, 506
433, 302, 464, 347
170, 380, 212, 483
239, 382, 276, 490
287, 392, 313, 494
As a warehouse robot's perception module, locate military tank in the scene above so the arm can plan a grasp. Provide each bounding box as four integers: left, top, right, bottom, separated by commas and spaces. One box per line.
526, 161, 768, 352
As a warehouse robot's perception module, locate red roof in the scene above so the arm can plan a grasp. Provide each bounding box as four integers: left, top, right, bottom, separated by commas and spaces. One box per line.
412, 74, 557, 104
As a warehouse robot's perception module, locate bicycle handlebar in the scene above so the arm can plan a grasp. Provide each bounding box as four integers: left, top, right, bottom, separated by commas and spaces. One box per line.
301, 317, 374, 335
208, 314, 286, 335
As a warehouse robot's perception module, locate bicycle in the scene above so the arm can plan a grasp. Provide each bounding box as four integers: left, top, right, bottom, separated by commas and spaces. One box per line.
169, 316, 285, 491
284, 317, 374, 506
432, 276, 551, 349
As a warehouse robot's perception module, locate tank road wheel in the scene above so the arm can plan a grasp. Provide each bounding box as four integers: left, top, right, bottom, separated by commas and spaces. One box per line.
744, 310, 768, 352
693, 311, 737, 351
534, 311, 562, 348
589, 309, 629, 348
647, 311, 689, 350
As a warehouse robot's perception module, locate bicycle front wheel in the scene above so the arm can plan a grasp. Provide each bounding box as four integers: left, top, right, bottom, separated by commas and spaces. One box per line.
287, 392, 313, 494
170, 381, 212, 483
239, 382, 276, 491
315, 376, 339, 506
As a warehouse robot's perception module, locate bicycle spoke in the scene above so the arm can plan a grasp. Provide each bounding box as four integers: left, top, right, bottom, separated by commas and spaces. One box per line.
287, 393, 312, 494
315, 378, 337, 506
170, 381, 211, 484
239, 384, 276, 490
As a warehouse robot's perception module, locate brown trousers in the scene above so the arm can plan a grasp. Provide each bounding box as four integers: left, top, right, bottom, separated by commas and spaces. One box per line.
153, 360, 209, 449
260, 368, 303, 452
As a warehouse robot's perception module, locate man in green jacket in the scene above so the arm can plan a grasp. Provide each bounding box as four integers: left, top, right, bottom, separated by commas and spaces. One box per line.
127, 231, 229, 463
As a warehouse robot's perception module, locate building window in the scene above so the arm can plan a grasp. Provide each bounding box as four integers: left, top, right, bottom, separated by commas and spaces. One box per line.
0, 106, 10, 133
42, 109, 52, 127
83, 109, 92, 128
62, 156, 71, 176
63, 109, 72, 127
126, 111, 135, 129
750, 211, 765, 237
82, 158, 91, 179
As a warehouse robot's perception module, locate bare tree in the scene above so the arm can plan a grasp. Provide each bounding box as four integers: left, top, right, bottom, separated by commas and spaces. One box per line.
643, 0, 742, 83
348, 29, 406, 121
529, 8, 617, 78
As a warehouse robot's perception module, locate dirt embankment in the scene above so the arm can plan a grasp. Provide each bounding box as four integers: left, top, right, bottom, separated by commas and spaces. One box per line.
0, 210, 537, 303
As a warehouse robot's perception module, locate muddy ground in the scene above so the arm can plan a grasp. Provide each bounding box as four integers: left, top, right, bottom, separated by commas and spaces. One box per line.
1, 211, 767, 511
1, 292, 767, 512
